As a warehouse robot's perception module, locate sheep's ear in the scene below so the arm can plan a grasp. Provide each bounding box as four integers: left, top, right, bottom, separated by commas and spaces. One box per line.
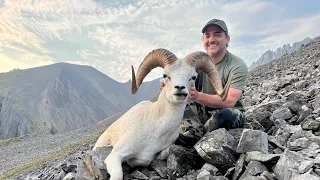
160, 81, 165, 91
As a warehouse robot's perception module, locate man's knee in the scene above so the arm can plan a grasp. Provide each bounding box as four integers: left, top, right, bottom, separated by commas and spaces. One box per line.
204, 108, 244, 132
216, 108, 244, 129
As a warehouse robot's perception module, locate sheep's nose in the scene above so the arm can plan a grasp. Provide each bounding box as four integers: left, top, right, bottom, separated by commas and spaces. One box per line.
174, 85, 185, 90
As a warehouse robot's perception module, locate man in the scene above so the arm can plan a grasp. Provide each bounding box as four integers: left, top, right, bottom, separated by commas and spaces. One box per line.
188, 19, 248, 133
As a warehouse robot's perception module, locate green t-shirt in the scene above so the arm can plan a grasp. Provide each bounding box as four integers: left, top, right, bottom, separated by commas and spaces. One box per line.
198, 51, 248, 111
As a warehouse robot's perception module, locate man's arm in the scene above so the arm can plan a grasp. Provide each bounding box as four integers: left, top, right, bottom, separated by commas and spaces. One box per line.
189, 87, 242, 108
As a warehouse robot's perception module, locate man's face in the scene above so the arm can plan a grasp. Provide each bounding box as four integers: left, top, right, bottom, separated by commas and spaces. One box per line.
202, 25, 230, 57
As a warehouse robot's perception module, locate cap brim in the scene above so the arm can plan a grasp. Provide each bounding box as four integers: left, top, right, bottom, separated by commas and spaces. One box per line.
201, 23, 226, 33
201, 24, 211, 33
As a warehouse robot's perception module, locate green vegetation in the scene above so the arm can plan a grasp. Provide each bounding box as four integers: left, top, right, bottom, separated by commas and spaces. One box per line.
0, 135, 28, 146
248, 63, 265, 73
0, 134, 100, 180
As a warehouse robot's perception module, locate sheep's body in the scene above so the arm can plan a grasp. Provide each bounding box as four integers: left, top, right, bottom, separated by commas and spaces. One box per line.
94, 91, 186, 166
93, 49, 231, 180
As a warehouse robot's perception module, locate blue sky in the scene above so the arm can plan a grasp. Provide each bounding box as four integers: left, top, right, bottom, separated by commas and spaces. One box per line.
1, 0, 319, 82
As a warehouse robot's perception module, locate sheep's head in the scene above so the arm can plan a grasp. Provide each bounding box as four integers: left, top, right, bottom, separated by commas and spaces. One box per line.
161, 60, 197, 104
131, 48, 232, 104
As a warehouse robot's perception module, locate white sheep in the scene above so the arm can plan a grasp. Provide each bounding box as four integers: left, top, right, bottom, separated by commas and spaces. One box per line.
93, 48, 232, 180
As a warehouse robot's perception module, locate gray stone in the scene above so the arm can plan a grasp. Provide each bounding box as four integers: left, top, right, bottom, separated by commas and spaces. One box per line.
62, 172, 76, 180
298, 160, 314, 174
246, 161, 268, 176
167, 145, 201, 178
273, 118, 289, 129
223, 167, 235, 178
273, 124, 302, 147
260, 171, 275, 180
194, 128, 237, 172
296, 106, 313, 124
271, 107, 293, 121
315, 154, 320, 165
131, 169, 149, 179
231, 153, 245, 180
292, 173, 319, 180
273, 147, 283, 154
76, 158, 95, 180
245, 151, 280, 163
274, 149, 311, 180
301, 116, 320, 131
298, 142, 320, 158
176, 173, 197, 180
283, 91, 309, 115
150, 159, 169, 178
201, 163, 220, 176
228, 128, 244, 145
197, 170, 211, 180
244, 107, 273, 130
294, 80, 309, 89
239, 161, 268, 180
268, 136, 286, 150
240, 175, 265, 180
210, 176, 228, 180
287, 130, 313, 151
314, 168, 320, 176
57, 170, 66, 180
149, 176, 161, 180
84, 146, 112, 180
237, 129, 268, 154
288, 137, 311, 151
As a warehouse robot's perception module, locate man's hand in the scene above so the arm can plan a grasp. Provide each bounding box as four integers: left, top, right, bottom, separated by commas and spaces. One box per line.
189, 86, 200, 102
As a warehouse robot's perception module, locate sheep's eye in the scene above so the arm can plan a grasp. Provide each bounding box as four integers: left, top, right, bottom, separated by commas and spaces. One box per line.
190, 76, 196, 80
163, 74, 167, 78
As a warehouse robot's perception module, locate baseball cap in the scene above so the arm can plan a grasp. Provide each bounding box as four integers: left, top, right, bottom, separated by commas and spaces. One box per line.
201, 19, 228, 35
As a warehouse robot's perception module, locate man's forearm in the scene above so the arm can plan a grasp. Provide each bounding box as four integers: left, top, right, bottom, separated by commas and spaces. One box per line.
195, 92, 234, 108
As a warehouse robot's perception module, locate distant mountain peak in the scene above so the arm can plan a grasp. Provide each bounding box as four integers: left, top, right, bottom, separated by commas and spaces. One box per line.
249, 37, 313, 70
0, 63, 160, 140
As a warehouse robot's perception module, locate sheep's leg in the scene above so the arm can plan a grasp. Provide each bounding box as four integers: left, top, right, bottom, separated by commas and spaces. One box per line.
127, 158, 152, 167
93, 130, 110, 149
157, 130, 180, 160
156, 146, 171, 160
105, 152, 123, 180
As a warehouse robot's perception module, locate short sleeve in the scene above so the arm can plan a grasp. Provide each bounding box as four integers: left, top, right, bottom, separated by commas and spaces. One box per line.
230, 63, 248, 91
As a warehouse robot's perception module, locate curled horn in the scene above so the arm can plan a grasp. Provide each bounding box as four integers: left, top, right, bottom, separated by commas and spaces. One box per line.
185, 51, 233, 101
131, 48, 177, 94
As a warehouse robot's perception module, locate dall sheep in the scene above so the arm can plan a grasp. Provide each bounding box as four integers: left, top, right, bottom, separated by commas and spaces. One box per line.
93, 48, 232, 180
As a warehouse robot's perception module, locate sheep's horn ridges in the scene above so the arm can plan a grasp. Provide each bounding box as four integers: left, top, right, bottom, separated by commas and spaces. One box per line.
185, 51, 232, 101
131, 48, 177, 94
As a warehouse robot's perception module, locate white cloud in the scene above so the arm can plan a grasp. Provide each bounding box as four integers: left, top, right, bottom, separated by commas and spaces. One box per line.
0, 0, 319, 82
259, 14, 320, 49
0, 53, 54, 72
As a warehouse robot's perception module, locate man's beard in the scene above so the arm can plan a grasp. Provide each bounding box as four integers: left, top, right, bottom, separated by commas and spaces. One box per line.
207, 41, 224, 58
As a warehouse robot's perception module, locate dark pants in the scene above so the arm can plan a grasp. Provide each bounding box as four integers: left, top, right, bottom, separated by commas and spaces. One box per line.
203, 108, 245, 133
183, 104, 245, 133
178, 104, 245, 147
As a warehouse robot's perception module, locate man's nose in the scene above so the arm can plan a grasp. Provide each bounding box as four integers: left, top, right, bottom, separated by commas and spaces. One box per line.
208, 35, 216, 43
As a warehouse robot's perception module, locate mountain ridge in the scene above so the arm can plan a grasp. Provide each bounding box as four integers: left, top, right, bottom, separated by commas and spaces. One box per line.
249, 37, 313, 70
0, 63, 160, 139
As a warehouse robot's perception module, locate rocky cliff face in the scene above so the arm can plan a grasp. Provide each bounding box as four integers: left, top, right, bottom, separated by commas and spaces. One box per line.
0, 63, 160, 140
249, 37, 313, 70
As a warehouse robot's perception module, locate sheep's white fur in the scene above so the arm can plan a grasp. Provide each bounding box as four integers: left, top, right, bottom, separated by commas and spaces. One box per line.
93, 59, 197, 180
